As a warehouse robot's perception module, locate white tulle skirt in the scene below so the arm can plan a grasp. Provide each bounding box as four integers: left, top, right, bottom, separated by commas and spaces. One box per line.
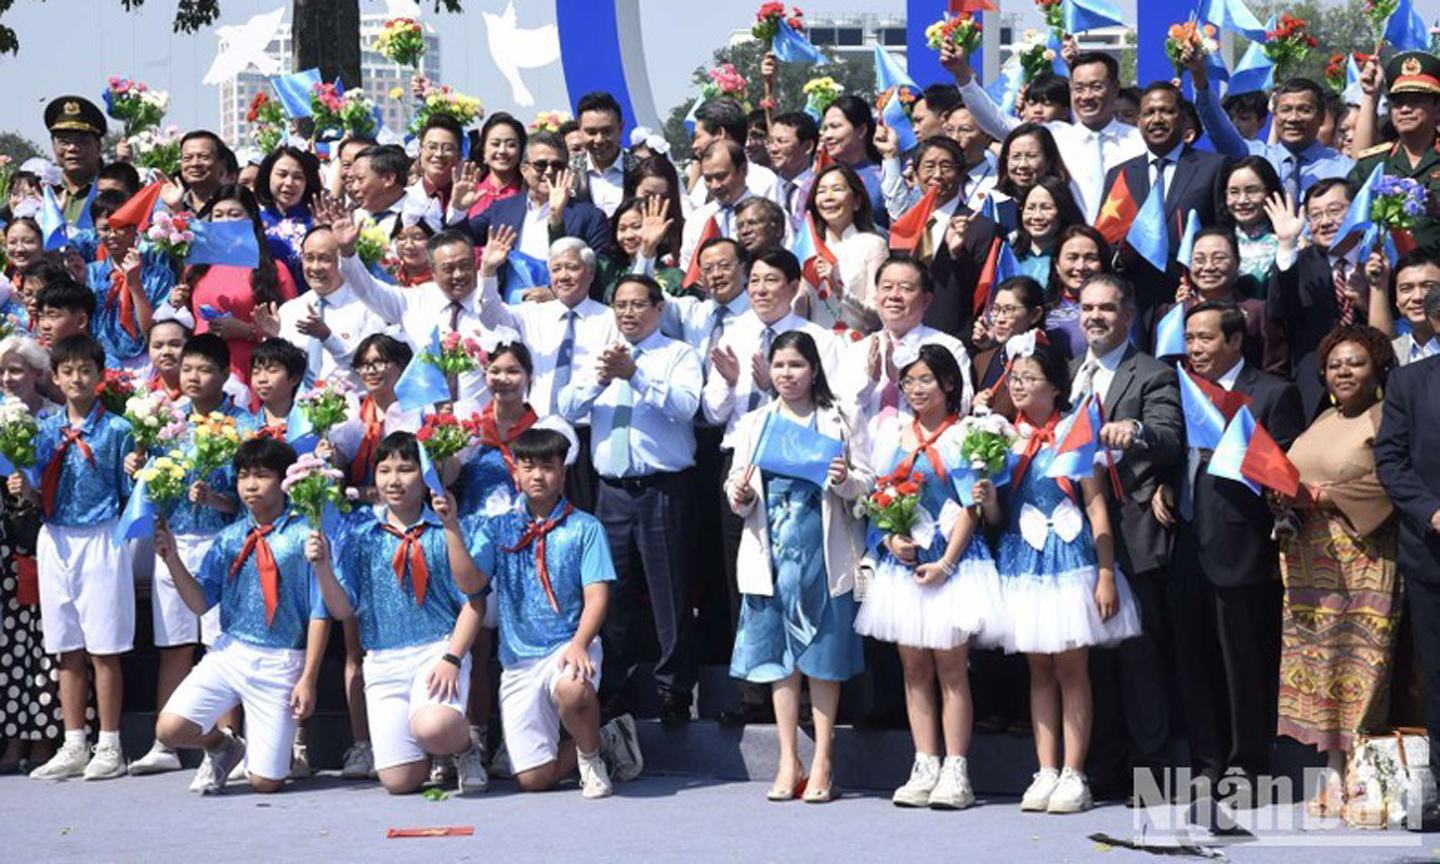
995, 565, 1142, 654
854, 553, 1005, 651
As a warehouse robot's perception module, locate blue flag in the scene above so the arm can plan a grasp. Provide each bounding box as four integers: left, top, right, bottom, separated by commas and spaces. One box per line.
772, 18, 825, 65
115, 474, 157, 543
1046, 31, 1069, 76
951, 452, 1018, 506
418, 437, 445, 498
1343, 52, 1365, 106
272, 68, 322, 119
394, 327, 451, 412
73, 179, 99, 232
881, 95, 918, 154
874, 43, 917, 93
40, 186, 68, 251
285, 400, 318, 455
1176, 210, 1203, 268
503, 250, 551, 304
985, 60, 1021, 118
1207, 404, 1262, 493
187, 220, 261, 268
751, 411, 843, 488
1063, 0, 1124, 34
1228, 40, 1275, 96
1177, 363, 1227, 450
790, 212, 818, 263
1385, 0, 1430, 51
683, 97, 702, 135
1154, 302, 1187, 359
1126, 175, 1169, 272
1334, 162, 1384, 262
1198, 0, 1267, 40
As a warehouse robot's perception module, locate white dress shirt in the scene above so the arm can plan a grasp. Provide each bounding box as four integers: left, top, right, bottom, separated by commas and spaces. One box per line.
356, 190, 407, 237
586, 158, 627, 217
660, 291, 752, 358
330, 399, 424, 464
561, 329, 704, 477
835, 325, 973, 437
276, 283, 385, 388
923, 193, 964, 260
686, 162, 786, 214
678, 191, 751, 274
1070, 339, 1129, 409
701, 310, 841, 449
518, 198, 553, 261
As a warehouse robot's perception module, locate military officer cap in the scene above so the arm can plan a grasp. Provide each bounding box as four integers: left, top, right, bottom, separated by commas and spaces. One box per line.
1387, 51, 1440, 97
44, 95, 107, 138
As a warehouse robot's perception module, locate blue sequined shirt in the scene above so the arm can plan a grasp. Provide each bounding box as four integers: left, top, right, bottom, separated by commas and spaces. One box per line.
166, 395, 253, 537
195, 507, 327, 649
85, 249, 176, 365
36, 402, 133, 526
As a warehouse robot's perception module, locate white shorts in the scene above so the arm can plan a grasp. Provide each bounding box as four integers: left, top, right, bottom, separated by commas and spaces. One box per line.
152, 533, 222, 648
38, 520, 136, 655
499, 640, 602, 775
363, 640, 471, 771
162, 635, 304, 782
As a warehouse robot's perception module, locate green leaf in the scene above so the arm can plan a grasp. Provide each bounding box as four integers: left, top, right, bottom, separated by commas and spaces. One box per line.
422, 787, 449, 802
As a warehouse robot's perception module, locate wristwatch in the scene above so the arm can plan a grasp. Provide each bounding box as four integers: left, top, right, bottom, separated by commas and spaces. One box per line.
441, 653, 462, 668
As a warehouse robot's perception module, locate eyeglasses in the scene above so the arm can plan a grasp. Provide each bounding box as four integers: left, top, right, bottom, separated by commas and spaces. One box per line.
989, 303, 1029, 319
422, 143, 459, 156
1307, 205, 1348, 222
526, 159, 568, 173
355, 360, 394, 374
918, 161, 959, 176
1008, 374, 1048, 388
899, 374, 937, 390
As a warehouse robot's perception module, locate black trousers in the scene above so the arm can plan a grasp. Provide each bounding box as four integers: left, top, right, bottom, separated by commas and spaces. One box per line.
1168, 527, 1282, 780
596, 470, 697, 710
564, 426, 600, 514
1405, 574, 1440, 780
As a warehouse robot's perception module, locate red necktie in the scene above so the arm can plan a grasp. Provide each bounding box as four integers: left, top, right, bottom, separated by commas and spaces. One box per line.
383, 523, 430, 606
894, 414, 959, 483
1332, 260, 1356, 326
41, 424, 96, 517
107, 267, 140, 338
504, 502, 574, 612
149, 373, 182, 401
229, 523, 281, 626
348, 397, 386, 487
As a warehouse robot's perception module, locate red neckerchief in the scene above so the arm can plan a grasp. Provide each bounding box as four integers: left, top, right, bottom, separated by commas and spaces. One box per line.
1011, 411, 1076, 502
149, 372, 183, 401
895, 413, 959, 482
349, 396, 386, 487
40, 404, 101, 517
229, 522, 281, 626
397, 265, 432, 287
504, 502, 575, 612
382, 521, 430, 606
479, 401, 537, 488
106, 265, 140, 338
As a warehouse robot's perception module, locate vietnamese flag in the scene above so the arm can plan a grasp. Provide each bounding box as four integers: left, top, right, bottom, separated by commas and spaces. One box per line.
108, 181, 166, 231
683, 214, 721, 288
1188, 369, 1252, 422
973, 236, 1003, 314
796, 214, 837, 288
952, 0, 998, 10
889, 187, 941, 254
1240, 422, 1300, 498
1093, 171, 1138, 248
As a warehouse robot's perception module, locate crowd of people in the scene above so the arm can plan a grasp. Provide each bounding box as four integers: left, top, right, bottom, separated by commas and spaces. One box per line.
1, 32, 1440, 825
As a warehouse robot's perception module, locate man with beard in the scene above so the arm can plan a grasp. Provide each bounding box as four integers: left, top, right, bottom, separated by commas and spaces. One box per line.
1350, 52, 1440, 258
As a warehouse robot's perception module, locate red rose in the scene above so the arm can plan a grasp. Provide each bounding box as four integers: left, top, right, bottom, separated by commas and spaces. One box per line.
873, 492, 894, 508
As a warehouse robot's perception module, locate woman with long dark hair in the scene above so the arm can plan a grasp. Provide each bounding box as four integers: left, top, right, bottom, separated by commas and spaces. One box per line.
255, 146, 323, 290
987, 124, 1073, 233
821, 96, 888, 227
1012, 177, 1085, 283
1044, 225, 1111, 359
1217, 156, 1284, 298
800, 163, 888, 333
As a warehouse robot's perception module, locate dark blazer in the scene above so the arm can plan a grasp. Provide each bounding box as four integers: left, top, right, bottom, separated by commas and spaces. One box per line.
1375, 356, 1440, 583
1151, 296, 1289, 378
1103, 145, 1229, 312
1266, 245, 1348, 421
462, 193, 614, 261
972, 345, 1018, 421
1190, 363, 1305, 587
924, 207, 1003, 343
1071, 346, 1184, 574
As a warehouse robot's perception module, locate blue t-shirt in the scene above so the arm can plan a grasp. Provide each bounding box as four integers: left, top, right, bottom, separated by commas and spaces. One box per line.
85, 249, 176, 366
472, 499, 615, 667
36, 401, 133, 526
195, 507, 328, 649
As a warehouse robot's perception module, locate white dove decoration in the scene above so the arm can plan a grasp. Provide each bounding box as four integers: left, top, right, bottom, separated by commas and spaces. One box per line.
203, 7, 286, 86
482, 0, 561, 107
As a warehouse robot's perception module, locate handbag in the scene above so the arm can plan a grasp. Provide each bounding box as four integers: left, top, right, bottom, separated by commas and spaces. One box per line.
1344, 727, 1434, 829
13, 553, 38, 606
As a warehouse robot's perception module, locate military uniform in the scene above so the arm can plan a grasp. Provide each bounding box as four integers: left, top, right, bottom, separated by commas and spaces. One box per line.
1350, 53, 1440, 256
42, 95, 106, 227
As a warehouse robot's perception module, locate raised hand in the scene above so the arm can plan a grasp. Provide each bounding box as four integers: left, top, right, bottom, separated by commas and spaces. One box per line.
451, 161, 483, 213
480, 224, 517, 276
251, 302, 282, 339
874, 124, 900, 160
1263, 192, 1304, 249
549, 167, 574, 220
637, 195, 672, 260
711, 345, 740, 387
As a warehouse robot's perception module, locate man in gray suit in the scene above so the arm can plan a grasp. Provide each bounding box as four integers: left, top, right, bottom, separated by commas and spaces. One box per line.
1069, 274, 1184, 803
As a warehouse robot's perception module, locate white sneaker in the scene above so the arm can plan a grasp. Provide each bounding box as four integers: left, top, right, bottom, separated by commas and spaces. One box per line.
599, 714, 644, 783
455, 741, 489, 794
129, 742, 183, 776
428, 755, 456, 787
227, 753, 249, 783
290, 741, 311, 779
578, 752, 613, 799
29, 741, 88, 780
928, 756, 976, 810
487, 740, 512, 779
340, 741, 374, 780
192, 730, 246, 795
1047, 767, 1093, 814
1021, 768, 1061, 811
892, 754, 942, 807
82, 742, 127, 781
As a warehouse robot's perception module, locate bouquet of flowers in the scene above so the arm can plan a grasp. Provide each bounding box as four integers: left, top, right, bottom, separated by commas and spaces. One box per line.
104, 77, 168, 136
145, 211, 195, 263
1364, 0, 1399, 40
423, 330, 488, 379
190, 412, 243, 480
752, 3, 805, 45
124, 386, 188, 455
858, 468, 924, 535
1325, 51, 1373, 94
295, 377, 352, 438
282, 452, 351, 529
416, 411, 477, 464
137, 451, 192, 514
0, 397, 40, 472
1165, 20, 1220, 77
959, 411, 1018, 476
925, 14, 983, 53
876, 85, 917, 119
129, 124, 182, 177
529, 110, 571, 133
1371, 176, 1427, 253
408, 84, 483, 136
702, 64, 749, 103
1017, 28, 1058, 83
309, 82, 346, 139
96, 369, 135, 416
337, 91, 378, 138
802, 77, 844, 117
0, 155, 14, 209
1262, 14, 1317, 78
247, 92, 286, 153
374, 17, 426, 70
0, 313, 24, 340
355, 220, 390, 268
1036, 0, 1065, 33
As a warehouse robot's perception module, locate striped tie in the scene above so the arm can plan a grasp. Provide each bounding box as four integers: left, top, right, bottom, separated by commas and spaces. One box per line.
606, 347, 641, 477
551, 309, 577, 415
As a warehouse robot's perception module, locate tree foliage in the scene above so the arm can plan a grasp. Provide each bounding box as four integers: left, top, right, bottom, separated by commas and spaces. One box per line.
0, 130, 42, 162
1241, 0, 1379, 84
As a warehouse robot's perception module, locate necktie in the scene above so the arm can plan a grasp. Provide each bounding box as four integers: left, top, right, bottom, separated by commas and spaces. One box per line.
1332, 259, 1356, 325
1075, 358, 1099, 404
1283, 154, 1302, 203
918, 213, 938, 265
348, 396, 385, 487
504, 502, 576, 612
305, 295, 328, 387
607, 348, 641, 477
1180, 447, 1202, 522
107, 267, 140, 339
747, 326, 776, 411
382, 523, 430, 606
445, 300, 463, 399
40, 424, 96, 517
551, 309, 577, 415
447, 299, 462, 332
229, 523, 281, 626
707, 305, 730, 359
1088, 131, 1108, 216
1151, 156, 1169, 206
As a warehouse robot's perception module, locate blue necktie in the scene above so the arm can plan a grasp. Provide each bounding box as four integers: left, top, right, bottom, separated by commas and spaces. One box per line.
747, 326, 775, 411
551, 309, 577, 415
606, 347, 642, 477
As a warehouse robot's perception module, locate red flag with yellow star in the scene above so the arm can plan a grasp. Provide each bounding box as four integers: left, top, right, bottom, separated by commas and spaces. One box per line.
1094, 171, 1138, 248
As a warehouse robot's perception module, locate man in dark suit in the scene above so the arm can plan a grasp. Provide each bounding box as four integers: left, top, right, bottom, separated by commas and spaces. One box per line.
1154, 300, 1304, 803
462, 130, 613, 295
1101, 82, 1228, 314
1376, 297, 1440, 827
1068, 275, 1184, 802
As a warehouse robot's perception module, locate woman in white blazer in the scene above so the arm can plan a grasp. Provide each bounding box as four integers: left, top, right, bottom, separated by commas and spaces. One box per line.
725, 330, 872, 804
796, 163, 889, 336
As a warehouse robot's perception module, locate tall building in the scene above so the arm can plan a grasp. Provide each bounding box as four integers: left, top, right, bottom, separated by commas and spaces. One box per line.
218, 15, 441, 149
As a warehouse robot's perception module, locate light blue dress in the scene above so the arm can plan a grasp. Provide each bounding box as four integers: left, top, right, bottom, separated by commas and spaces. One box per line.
730, 471, 863, 684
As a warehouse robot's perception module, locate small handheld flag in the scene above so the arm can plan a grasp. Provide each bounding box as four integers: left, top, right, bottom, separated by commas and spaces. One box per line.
394, 327, 452, 412
1126, 175, 1170, 272
187, 220, 261, 268
272, 68, 322, 119
751, 412, 844, 487
772, 18, 825, 65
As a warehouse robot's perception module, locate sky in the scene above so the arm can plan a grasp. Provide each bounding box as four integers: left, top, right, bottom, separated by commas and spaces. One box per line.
2, 0, 1437, 148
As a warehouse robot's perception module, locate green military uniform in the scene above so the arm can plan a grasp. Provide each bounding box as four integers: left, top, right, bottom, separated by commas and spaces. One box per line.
1349, 51, 1440, 257
42, 95, 106, 226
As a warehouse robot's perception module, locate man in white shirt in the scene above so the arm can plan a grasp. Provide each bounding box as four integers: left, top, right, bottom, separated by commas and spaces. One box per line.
561, 274, 704, 725
263, 226, 384, 388
767, 112, 819, 232
941, 42, 1145, 222
350, 145, 410, 236
687, 98, 785, 215
680, 141, 758, 273
573, 91, 629, 217
1391, 254, 1440, 366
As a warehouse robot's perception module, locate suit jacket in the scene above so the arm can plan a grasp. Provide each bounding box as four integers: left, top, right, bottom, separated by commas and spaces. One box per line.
1151, 297, 1289, 378
1190, 364, 1305, 587
972, 345, 1018, 421
923, 208, 1003, 343
1375, 356, 1440, 583
1071, 346, 1184, 574
462, 193, 614, 263
1104, 145, 1229, 312
1267, 246, 1348, 421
